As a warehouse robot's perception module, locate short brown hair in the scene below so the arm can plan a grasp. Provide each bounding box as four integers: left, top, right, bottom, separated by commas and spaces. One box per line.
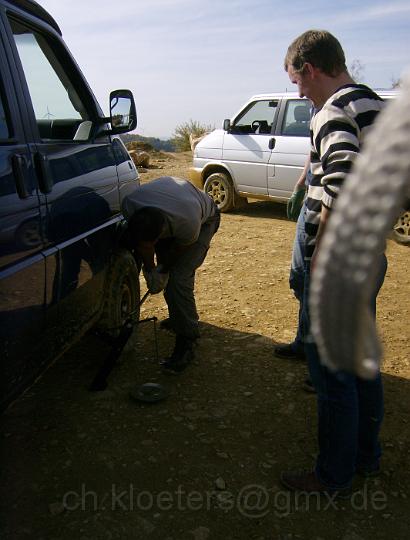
284, 30, 347, 76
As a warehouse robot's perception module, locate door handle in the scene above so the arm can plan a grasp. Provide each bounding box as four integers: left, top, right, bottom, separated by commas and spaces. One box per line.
269, 138, 276, 150
12, 154, 29, 199
34, 152, 53, 194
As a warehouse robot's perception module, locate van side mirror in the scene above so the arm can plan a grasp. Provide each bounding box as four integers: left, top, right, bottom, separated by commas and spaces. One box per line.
109, 89, 137, 134
223, 119, 231, 132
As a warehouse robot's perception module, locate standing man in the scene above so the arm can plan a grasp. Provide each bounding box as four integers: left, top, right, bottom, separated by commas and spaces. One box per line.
281, 30, 387, 496
121, 176, 220, 374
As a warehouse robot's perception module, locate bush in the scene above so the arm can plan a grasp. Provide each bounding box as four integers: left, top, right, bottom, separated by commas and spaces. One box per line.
171, 120, 213, 152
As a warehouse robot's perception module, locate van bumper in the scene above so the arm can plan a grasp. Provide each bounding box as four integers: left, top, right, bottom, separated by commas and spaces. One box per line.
189, 167, 203, 189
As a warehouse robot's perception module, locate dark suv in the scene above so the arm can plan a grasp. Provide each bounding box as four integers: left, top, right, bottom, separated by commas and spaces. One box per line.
0, 0, 140, 408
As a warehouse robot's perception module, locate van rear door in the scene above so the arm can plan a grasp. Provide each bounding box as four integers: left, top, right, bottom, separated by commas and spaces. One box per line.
268, 98, 310, 199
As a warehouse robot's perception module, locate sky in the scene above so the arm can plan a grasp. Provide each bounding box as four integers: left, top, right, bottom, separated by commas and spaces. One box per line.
40, 0, 410, 139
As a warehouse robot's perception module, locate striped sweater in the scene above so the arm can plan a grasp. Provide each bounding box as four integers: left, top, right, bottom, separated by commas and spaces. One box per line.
305, 84, 385, 260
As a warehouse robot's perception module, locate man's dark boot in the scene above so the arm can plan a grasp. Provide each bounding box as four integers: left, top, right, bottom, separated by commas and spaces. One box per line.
274, 343, 305, 360
159, 318, 176, 333
161, 335, 195, 374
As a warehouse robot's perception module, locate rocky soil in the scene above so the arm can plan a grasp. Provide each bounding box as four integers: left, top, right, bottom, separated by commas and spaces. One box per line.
1, 151, 409, 540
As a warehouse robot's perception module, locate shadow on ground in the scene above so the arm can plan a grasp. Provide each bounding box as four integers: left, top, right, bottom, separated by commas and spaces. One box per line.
1, 321, 409, 540
230, 200, 289, 222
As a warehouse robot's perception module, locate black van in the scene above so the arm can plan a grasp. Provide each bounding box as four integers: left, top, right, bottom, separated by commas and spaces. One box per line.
0, 0, 141, 408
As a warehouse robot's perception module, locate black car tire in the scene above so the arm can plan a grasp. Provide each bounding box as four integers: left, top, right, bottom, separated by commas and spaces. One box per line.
97, 249, 140, 337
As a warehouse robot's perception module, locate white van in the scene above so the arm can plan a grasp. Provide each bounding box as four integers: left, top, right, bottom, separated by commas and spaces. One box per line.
190, 90, 398, 212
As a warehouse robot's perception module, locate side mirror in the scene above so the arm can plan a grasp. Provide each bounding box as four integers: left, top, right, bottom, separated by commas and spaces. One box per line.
109, 89, 137, 134
223, 119, 231, 132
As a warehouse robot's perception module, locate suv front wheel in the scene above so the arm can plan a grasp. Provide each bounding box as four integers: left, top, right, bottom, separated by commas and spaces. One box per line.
97, 250, 140, 337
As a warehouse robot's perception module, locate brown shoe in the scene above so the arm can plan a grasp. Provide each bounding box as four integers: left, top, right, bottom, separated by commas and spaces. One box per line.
280, 469, 351, 499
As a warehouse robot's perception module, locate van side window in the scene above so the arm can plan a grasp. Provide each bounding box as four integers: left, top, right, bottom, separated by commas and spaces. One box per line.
9, 18, 91, 142
281, 100, 311, 137
0, 85, 10, 140
233, 100, 278, 135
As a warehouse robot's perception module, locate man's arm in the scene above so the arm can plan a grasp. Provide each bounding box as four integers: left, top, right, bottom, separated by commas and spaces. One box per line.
311, 205, 331, 269
136, 241, 156, 271
319, 107, 359, 210
155, 240, 192, 272
287, 154, 310, 220
311, 108, 360, 267
296, 155, 310, 191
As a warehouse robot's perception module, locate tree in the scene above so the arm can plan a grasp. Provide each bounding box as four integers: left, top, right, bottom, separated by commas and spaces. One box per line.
171, 119, 213, 152
350, 59, 365, 83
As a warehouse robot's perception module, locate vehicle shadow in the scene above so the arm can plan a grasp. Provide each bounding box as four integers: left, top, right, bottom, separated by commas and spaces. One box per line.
230, 200, 289, 221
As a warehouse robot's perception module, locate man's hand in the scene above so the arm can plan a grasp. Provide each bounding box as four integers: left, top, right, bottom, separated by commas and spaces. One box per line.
287, 188, 306, 221
143, 265, 169, 294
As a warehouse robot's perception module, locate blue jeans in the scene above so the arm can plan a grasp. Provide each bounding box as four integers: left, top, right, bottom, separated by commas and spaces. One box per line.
288, 202, 306, 352
303, 254, 387, 489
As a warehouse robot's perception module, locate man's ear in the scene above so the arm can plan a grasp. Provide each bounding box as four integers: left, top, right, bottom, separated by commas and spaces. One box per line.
305, 62, 320, 80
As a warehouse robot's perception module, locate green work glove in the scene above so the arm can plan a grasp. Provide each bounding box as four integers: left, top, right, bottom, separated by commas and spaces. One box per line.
287, 188, 306, 221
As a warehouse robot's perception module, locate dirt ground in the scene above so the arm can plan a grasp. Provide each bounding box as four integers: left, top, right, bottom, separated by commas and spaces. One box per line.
1, 152, 409, 540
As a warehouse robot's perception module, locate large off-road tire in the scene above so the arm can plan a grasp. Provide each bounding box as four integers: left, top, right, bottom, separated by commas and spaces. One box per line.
204, 172, 241, 213
97, 250, 140, 338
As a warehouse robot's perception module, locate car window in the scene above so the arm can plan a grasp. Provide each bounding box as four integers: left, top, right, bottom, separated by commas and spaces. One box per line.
0, 83, 10, 140
233, 100, 278, 134
9, 18, 91, 142
281, 99, 311, 137
112, 138, 131, 165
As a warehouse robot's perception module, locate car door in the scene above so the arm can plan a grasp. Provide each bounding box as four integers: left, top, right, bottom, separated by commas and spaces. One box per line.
5, 10, 120, 350
268, 98, 310, 199
0, 20, 46, 407
222, 99, 279, 195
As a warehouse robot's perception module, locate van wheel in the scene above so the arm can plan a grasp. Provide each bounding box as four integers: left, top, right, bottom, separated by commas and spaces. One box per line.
97, 250, 140, 337
204, 172, 239, 212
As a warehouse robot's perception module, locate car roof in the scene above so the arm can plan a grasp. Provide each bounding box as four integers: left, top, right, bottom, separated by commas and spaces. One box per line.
249, 89, 399, 101
6, 0, 61, 34
250, 92, 302, 100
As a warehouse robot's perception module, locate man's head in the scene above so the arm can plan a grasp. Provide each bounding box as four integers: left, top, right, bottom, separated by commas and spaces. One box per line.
284, 30, 349, 105
121, 206, 165, 249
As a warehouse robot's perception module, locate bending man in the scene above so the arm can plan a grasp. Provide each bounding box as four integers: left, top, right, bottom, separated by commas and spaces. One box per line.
121, 176, 220, 374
